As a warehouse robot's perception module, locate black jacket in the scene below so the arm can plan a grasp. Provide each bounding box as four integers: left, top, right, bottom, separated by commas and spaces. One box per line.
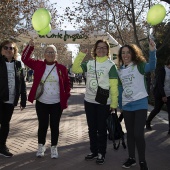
0, 55, 27, 107
153, 67, 166, 98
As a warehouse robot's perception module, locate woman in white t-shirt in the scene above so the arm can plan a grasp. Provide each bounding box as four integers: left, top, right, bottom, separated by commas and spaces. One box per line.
117, 39, 156, 170
22, 39, 70, 159
0, 40, 27, 158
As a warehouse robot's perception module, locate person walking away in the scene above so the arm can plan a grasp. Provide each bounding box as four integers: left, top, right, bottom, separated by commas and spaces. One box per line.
68, 65, 75, 89
146, 56, 170, 135
22, 39, 70, 159
117, 39, 156, 170
72, 39, 118, 165
0, 40, 27, 157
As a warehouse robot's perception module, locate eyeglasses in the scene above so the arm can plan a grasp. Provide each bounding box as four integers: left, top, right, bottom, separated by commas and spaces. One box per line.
45, 51, 56, 55
96, 46, 108, 50
3, 46, 14, 51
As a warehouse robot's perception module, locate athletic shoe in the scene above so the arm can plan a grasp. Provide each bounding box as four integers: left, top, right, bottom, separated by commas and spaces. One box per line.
36, 144, 46, 157
0, 147, 13, 158
122, 157, 136, 168
51, 145, 58, 159
85, 153, 98, 160
96, 153, 105, 165
140, 161, 149, 170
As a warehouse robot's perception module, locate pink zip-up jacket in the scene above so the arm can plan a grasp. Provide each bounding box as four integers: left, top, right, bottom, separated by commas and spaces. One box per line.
22, 45, 70, 110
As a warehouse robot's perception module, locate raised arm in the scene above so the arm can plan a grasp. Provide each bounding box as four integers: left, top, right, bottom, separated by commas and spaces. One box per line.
72, 49, 88, 74
144, 39, 157, 72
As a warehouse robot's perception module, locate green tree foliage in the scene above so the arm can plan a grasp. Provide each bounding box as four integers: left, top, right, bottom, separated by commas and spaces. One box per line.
0, 0, 58, 40
154, 22, 170, 69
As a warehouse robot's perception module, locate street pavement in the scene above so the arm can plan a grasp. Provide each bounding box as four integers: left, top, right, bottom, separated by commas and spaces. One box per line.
0, 83, 169, 170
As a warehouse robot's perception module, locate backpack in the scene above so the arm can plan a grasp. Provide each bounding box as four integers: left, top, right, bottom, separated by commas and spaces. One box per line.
107, 110, 126, 150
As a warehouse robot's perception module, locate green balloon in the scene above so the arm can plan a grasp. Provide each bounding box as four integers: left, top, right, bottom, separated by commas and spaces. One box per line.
147, 4, 166, 26
37, 24, 51, 36
32, 8, 51, 31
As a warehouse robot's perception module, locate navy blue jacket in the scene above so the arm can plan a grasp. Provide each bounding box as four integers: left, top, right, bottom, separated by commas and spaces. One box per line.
153, 67, 166, 98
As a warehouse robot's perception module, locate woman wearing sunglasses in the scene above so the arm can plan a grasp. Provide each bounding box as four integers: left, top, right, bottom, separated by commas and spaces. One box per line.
0, 40, 27, 157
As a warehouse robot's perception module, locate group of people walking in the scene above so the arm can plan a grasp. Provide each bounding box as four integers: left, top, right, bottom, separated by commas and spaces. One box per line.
1, 37, 169, 170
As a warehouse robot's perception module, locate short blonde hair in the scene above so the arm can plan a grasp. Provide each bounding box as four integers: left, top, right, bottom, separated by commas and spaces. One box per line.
44, 45, 57, 53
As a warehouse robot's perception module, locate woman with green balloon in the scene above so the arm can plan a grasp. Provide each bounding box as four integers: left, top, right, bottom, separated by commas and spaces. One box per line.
117, 39, 157, 170
21, 39, 70, 159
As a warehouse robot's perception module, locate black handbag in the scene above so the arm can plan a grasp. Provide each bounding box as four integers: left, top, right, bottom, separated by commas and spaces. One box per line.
94, 60, 109, 105
95, 86, 109, 105
35, 65, 55, 100
107, 109, 126, 150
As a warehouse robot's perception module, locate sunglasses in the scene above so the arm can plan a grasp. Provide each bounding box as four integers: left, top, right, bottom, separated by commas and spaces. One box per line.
45, 51, 56, 55
3, 46, 14, 51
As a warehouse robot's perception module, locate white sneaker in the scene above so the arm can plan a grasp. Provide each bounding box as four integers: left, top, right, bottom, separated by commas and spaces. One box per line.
36, 144, 46, 157
51, 145, 58, 159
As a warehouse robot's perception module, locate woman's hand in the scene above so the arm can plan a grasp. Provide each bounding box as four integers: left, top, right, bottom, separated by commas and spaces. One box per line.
149, 39, 156, 51
29, 39, 34, 47
162, 96, 167, 103
110, 108, 117, 113
81, 48, 88, 54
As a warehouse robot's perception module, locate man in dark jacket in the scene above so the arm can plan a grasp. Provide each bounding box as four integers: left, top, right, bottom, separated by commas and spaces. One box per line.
146, 57, 170, 135
0, 40, 27, 157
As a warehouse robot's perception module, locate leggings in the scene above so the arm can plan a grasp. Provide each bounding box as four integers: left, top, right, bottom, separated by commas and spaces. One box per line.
0, 103, 14, 146
35, 100, 62, 146
123, 109, 147, 162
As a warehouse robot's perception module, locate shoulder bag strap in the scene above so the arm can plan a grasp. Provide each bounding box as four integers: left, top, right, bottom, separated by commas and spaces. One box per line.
94, 60, 98, 85
43, 65, 56, 83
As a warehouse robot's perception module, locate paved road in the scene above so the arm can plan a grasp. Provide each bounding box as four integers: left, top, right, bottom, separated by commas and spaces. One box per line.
0, 83, 169, 170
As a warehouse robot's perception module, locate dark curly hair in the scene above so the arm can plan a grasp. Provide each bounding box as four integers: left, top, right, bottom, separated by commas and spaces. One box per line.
117, 44, 146, 68
91, 39, 110, 58
0, 40, 18, 60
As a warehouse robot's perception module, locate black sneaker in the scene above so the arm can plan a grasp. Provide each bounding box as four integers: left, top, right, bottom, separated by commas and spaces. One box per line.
140, 161, 149, 170
122, 158, 136, 168
146, 122, 152, 130
0, 148, 13, 158
85, 153, 98, 161
96, 153, 105, 165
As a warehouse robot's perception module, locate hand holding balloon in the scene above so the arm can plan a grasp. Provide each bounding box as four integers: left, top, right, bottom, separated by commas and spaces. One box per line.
29, 39, 34, 47
149, 39, 156, 51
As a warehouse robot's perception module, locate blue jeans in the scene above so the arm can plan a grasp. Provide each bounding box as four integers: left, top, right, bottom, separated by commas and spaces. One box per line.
84, 100, 110, 156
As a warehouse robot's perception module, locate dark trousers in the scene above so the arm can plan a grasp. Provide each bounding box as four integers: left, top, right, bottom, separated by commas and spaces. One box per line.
147, 96, 170, 129
35, 101, 62, 146
84, 100, 110, 156
123, 109, 147, 162
0, 102, 14, 146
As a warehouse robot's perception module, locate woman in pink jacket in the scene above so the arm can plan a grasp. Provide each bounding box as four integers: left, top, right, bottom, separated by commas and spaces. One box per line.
22, 39, 70, 159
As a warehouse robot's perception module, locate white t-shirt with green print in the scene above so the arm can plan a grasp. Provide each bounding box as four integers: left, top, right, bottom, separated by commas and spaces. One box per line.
81, 59, 117, 104
38, 64, 60, 104
118, 63, 148, 106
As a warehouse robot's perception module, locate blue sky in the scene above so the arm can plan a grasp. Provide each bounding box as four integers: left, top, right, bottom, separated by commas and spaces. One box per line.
49, 0, 80, 30
49, 0, 81, 57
